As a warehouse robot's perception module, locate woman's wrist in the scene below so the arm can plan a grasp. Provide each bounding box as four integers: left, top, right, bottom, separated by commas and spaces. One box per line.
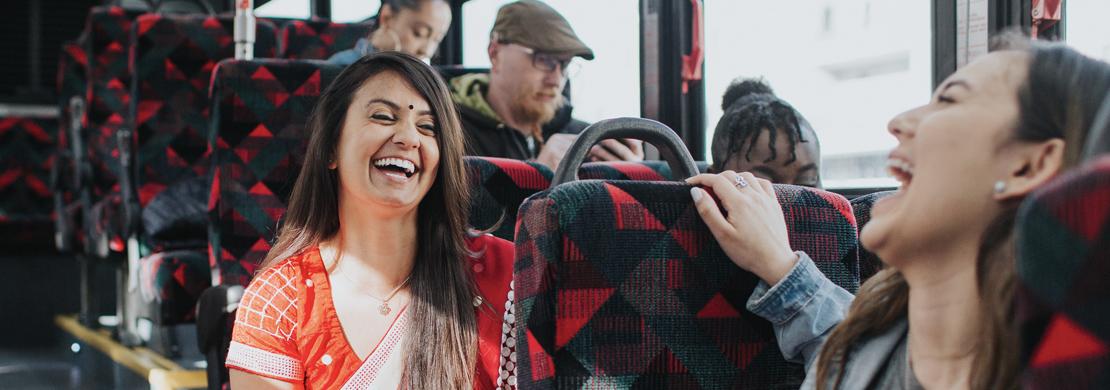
754, 250, 799, 286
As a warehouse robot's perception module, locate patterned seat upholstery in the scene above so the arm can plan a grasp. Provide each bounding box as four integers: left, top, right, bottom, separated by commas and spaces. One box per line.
1016, 156, 1110, 389
280, 19, 372, 60
0, 116, 59, 248
850, 190, 895, 282
464, 157, 552, 241
578, 161, 674, 181
514, 181, 859, 388
201, 59, 343, 388
208, 59, 344, 287
83, 6, 142, 256
127, 14, 279, 325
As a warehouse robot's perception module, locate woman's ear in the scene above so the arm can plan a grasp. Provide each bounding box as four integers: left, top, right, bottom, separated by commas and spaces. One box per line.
487, 41, 500, 72
994, 138, 1065, 201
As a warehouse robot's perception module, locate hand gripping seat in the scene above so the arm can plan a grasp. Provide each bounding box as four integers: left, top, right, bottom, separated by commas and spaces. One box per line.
202, 58, 345, 389
124, 13, 279, 333
280, 19, 373, 60
849, 190, 895, 282
465, 156, 552, 241
513, 118, 860, 388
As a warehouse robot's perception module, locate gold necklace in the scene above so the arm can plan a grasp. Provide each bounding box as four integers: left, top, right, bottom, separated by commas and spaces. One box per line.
326, 247, 412, 316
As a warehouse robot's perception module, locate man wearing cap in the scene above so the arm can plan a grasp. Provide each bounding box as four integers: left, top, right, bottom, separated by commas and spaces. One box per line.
450, 0, 643, 169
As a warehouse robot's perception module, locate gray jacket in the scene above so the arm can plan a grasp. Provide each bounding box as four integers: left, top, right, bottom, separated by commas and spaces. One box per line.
747, 252, 912, 389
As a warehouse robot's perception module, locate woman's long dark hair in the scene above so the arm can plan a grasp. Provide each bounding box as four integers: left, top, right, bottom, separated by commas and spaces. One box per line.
260, 52, 477, 388
815, 37, 1110, 389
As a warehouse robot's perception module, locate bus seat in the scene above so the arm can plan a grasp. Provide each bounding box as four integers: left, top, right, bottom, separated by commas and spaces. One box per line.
206, 58, 340, 288
465, 156, 552, 241
576, 160, 711, 182
514, 181, 860, 388
513, 118, 860, 388
849, 190, 895, 282
280, 19, 372, 60
1016, 156, 1110, 389
121, 14, 279, 329
202, 58, 344, 388
52, 40, 89, 253
81, 6, 144, 258
0, 116, 59, 249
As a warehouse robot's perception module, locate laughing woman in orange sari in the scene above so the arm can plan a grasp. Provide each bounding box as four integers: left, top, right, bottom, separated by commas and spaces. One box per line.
225, 52, 517, 389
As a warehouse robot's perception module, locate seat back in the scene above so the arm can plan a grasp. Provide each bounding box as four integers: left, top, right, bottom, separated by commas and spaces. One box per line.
280, 19, 372, 60
1016, 156, 1110, 389
849, 190, 895, 282
514, 181, 859, 388
130, 13, 279, 211
207, 59, 344, 286
0, 115, 59, 246
464, 157, 552, 241
84, 6, 141, 201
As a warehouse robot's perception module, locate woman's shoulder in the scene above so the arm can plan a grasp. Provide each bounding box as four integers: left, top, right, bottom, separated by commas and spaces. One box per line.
466, 233, 514, 284
242, 248, 320, 303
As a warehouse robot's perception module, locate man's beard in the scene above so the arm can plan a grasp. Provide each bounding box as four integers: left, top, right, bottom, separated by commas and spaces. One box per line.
509, 84, 564, 128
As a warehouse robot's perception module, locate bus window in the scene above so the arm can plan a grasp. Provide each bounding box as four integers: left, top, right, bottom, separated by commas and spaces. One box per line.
704, 0, 932, 188
461, 0, 641, 123
256, 0, 310, 19
331, 0, 381, 23
1066, 2, 1110, 62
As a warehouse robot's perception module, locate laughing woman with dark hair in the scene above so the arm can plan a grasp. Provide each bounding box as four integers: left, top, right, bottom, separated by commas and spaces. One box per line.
226, 52, 516, 389
689, 40, 1110, 388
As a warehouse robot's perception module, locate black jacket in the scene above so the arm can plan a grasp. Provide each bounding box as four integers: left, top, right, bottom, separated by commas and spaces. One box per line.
449, 73, 589, 160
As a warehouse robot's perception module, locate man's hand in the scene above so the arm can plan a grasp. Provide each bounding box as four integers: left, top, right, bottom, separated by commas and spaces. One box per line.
536, 133, 579, 171
589, 139, 645, 162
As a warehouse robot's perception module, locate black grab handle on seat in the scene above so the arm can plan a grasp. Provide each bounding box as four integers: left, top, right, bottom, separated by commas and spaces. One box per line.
551, 117, 700, 186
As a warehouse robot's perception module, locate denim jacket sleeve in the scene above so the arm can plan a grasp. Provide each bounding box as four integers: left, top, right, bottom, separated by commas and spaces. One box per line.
746, 251, 854, 371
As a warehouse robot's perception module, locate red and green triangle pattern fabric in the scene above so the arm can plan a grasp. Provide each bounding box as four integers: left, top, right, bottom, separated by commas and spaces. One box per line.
0, 116, 59, 247
207, 59, 345, 287
850, 190, 895, 283
1016, 156, 1110, 389
514, 180, 859, 388
464, 157, 552, 241
280, 19, 373, 60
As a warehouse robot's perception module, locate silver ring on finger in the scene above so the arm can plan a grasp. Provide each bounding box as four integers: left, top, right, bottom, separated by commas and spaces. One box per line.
733, 173, 749, 189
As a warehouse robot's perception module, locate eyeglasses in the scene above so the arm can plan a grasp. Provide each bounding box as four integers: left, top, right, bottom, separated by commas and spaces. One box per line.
502, 43, 582, 77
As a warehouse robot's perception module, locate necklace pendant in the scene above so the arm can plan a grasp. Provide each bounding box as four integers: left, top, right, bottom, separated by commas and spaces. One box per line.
378, 302, 391, 316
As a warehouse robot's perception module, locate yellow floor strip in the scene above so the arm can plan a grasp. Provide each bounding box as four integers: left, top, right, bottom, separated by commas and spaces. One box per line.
55, 315, 208, 390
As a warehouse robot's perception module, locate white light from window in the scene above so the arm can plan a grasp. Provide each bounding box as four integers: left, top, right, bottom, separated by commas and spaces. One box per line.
1066, 1, 1110, 62
255, 0, 309, 20
704, 0, 931, 188
331, 0, 381, 23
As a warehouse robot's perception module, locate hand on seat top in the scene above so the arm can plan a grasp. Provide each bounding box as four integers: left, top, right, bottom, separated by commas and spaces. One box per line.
687, 171, 798, 286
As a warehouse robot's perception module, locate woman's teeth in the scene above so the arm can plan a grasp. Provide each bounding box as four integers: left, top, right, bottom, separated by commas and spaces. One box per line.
887, 157, 914, 184
373, 157, 416, 177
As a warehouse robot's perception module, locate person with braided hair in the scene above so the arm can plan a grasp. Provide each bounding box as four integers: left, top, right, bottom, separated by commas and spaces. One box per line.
709, 78, 822, 188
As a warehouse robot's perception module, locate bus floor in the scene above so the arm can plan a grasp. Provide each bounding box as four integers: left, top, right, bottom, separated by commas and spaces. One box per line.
0, 250, 203, 389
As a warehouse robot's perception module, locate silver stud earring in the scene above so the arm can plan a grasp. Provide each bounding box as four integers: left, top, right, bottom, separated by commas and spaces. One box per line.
993, 180, 1006, 194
